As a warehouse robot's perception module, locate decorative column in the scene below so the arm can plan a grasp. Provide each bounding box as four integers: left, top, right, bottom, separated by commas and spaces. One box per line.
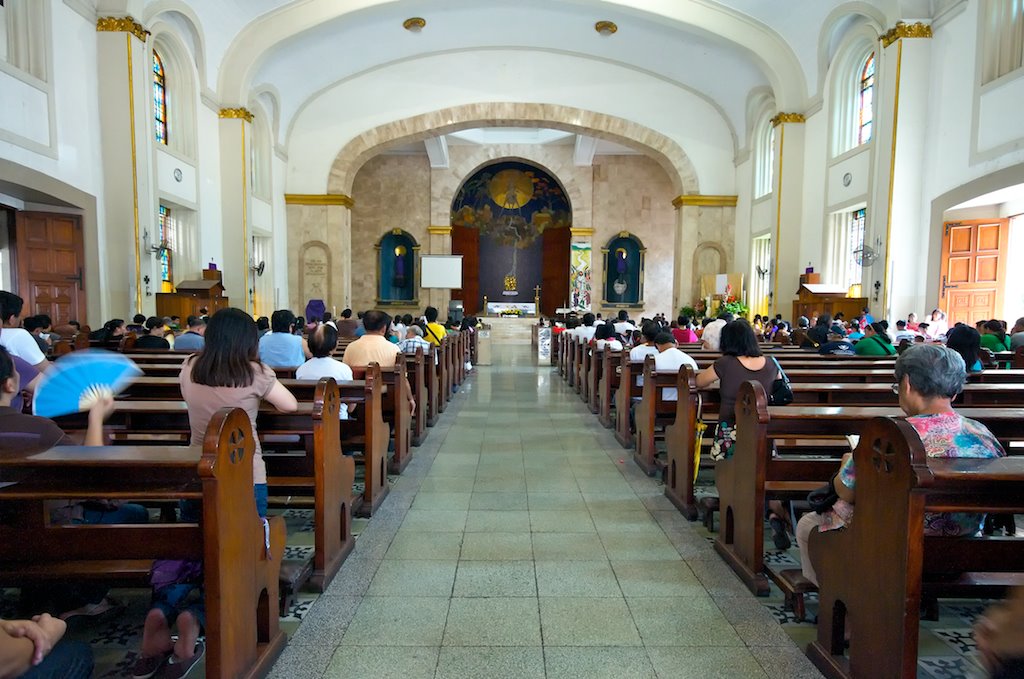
769, 113, 807, 318
95, 16, 152, 317
672, 195, 738, 314
218, 107, 254, 314
426, 225, 452, 313
872, 22, 932, 318
569, 227, 594, 312
284, 194, 353, 313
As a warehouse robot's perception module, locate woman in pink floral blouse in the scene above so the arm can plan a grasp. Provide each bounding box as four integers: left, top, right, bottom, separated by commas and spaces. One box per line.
796, 343, 1005, 585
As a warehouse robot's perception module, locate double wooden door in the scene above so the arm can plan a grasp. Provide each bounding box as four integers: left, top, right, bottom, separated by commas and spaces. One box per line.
938, 219, 1008, 327
14, 212, 88, 324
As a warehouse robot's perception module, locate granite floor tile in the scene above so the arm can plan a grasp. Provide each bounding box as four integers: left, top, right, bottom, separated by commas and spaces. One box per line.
544, 646, 657, 679
453, 560, 537, 597
627, 597, 743, 647
526, 492, 588, 511
398, 509, 468, 533
469, 491, 529, 511
535, 560, 622, 597
442, 597, 542, 646
539, 597, 642, 646
459, 532, 534, 560
531, 532, 608, 561
611, 560, 704, 598
384, 531, 464, 561
434, 647, 545, 679
411, 492, 473, 510
324, 646, 440, 679
530, 509, 596, 533
367, 559, 458, 597
341, 597, 450, 647
599, 532, 681, 562
645, 646, 769, 679
465, 509, 532, 533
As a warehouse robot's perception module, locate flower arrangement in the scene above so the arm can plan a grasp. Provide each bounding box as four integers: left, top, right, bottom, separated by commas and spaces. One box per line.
720, 295, 749, 318
499, 308, 523, 317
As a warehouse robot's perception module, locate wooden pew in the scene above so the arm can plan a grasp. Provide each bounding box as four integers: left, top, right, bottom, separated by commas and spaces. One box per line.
632, 356, 680, 476
717, 381, 1024, 596
586, 347, 602, 414
613, 354, 643, 448
597, 349, 622, 428
404, 346, 427, 446
349, 354, 413, 474
806, 417, 1024, 679
0, 408, 287, 679
578, 338, 590, 399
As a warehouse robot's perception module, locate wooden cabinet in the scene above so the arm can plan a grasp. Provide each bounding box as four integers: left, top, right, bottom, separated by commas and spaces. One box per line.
156, 272, 229, 319
792, 284, 867, 323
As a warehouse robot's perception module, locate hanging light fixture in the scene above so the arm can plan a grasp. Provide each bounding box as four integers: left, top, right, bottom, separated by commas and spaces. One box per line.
594, 21, 618, 36
403, 17, 426, 32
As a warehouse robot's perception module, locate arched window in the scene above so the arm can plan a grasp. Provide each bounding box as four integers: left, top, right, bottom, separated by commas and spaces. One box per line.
754, 120, 775, 199
153, 51, 168, 145
982, 0, 1024, 84
857, 53, 875, 145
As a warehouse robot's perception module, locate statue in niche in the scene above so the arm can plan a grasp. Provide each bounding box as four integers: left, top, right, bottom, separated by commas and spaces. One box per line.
612, 248, 629, 299
393, 245, 407, 288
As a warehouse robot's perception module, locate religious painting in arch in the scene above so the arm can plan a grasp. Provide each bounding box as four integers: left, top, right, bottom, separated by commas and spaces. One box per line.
376, 230, 418, 304
450, 160, 572, 316
602, 232, 645, 307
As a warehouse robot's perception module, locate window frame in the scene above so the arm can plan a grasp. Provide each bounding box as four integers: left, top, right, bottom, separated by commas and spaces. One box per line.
153, 50, 168, 146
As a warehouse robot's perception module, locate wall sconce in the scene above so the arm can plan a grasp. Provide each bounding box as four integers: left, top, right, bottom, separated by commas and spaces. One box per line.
873, 280, 881, 302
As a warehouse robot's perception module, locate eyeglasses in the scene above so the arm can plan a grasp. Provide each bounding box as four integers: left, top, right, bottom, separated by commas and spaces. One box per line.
891, 382, 900, 395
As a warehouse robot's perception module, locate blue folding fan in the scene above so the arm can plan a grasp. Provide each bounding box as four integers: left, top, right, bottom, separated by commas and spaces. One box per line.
32, 349, 142, 418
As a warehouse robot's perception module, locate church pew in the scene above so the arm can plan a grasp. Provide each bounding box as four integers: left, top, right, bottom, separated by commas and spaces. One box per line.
718, 381, 1024, 596
586, 347, 604, 414
436, 336, 451, 414
59, 370, 390, 517
422, 344, 440, 427
597, 349, 622, 428
567, 336, 579, 390
782, 367, 1024, 383
663, 372, 1024, 521
805, 417, 1024, 679
404, 346, 428, 446
578, 337, 590, 399
349, 354, 413, 474
0, 407, 287, 679
613, 353, 643, 448
633, 356, 680, 476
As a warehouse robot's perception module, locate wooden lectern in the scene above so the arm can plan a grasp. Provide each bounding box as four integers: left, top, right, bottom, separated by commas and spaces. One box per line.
156, 270, 230, 319
792, 276, 867, 322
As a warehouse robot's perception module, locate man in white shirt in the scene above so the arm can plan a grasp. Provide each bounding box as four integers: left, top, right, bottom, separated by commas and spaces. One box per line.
0, 292, 49, 371
613, 310, 636, 336
653, 331, 698, 401
701, 314, 731, 351
574, 312, 597, 342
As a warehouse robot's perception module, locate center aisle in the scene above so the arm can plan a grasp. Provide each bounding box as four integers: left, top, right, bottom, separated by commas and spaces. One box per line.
270, 345, 823, 679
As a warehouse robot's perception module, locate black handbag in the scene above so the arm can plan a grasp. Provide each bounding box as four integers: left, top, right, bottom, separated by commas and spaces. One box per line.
767, 357, 794, 406
808, 474, 840, 514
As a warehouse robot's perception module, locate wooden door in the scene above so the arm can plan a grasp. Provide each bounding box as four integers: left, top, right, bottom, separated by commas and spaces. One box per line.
14, 212, 87, 324
939, 219, 1008, 327
541, 226, 571, 317
451, 225, 480, 315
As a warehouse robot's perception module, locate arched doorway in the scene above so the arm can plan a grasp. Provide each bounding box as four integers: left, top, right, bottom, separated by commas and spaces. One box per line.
449, 160, 572, 316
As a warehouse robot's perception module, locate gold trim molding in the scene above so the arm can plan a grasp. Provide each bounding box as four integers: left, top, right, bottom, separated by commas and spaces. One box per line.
284, 194, 354, 208
427, 225, 452, 236
570, 227, 595, 237
881, 21, 932, 48
219, 107, 254, 123
770, 112, 805, 127
672, 194, 738, 209
96, 16, 149, 42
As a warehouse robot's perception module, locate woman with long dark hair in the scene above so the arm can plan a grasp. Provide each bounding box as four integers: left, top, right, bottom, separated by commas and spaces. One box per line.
854, 322, 896, 356
946, 324, 983, 373
981, 319, 1011, 352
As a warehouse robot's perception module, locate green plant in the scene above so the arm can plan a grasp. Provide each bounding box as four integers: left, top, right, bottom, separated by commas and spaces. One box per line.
720, 296, 749, 318
679, 305, 698, 320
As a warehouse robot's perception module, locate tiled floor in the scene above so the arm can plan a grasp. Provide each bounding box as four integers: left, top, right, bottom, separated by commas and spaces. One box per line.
272, 346, 824, 679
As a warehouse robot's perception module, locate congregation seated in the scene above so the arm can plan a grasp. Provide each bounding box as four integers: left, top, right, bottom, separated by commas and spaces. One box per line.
630, 322, 659, 361
981, 318, 1012, 352
343, 310, 416, 413
21, 316, 50, 355
422, 306, 446, 346
256, 315, 270, 338
296, 323, 353, 419
853, 322, 896, 356
802, 314, 831, 349
817, 332, 856, 356
795, 343, 1005, 586
0, 292, 49, 372
125, 313, 146, 335
592, 321, 623, 352
572, 312, 597, 342
613, 310, 636, 336
1012, 317, 1024, 350
258, 309, 311, 368
134, 316, 171, 350
652, 331, 697, 401
172, 316, 206, 352
397, 324, 432, 356
946, 324, 984, 373
701, 312, 732, 351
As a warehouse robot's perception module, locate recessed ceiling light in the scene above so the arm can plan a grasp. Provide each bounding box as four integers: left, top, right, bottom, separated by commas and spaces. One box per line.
403, 17, 426, 32
595, 20, 617, 36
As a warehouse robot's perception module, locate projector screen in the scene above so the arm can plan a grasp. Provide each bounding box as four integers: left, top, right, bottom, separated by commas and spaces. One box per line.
420, 255, 463, 289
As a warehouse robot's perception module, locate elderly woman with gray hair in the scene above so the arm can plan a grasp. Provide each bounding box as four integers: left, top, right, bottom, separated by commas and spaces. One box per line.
795, 343, 1006, 585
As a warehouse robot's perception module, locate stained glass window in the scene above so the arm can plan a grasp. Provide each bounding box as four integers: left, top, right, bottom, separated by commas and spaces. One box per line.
844, 208, 867, 291
153, 51, 168, 145
158, 205, 174, 289
857, 53, 874, 145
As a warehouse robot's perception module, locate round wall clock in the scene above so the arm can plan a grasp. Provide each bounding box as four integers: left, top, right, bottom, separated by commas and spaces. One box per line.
842, 172, 852, 187
173, 168, 183, 182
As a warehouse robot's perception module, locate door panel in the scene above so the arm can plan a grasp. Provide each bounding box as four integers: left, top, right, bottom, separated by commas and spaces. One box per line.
540, 226, 570, 317
939, 219, 1008, 327
451, 225, 480, 315
15, 212, 87, 325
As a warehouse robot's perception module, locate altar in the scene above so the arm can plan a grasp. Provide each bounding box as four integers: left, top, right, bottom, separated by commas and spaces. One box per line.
486, 302, 536, 316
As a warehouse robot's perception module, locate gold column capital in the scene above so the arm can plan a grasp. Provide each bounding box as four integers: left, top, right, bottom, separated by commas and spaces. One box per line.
219, 107, 254, 123
671, 194, 738, 209
770, 112, 805, 127
96, 16, 149, 41
285, 194, 354, 208
569, 227, 595, 237
427, 225, 452, 236
881, 21, 932, 48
